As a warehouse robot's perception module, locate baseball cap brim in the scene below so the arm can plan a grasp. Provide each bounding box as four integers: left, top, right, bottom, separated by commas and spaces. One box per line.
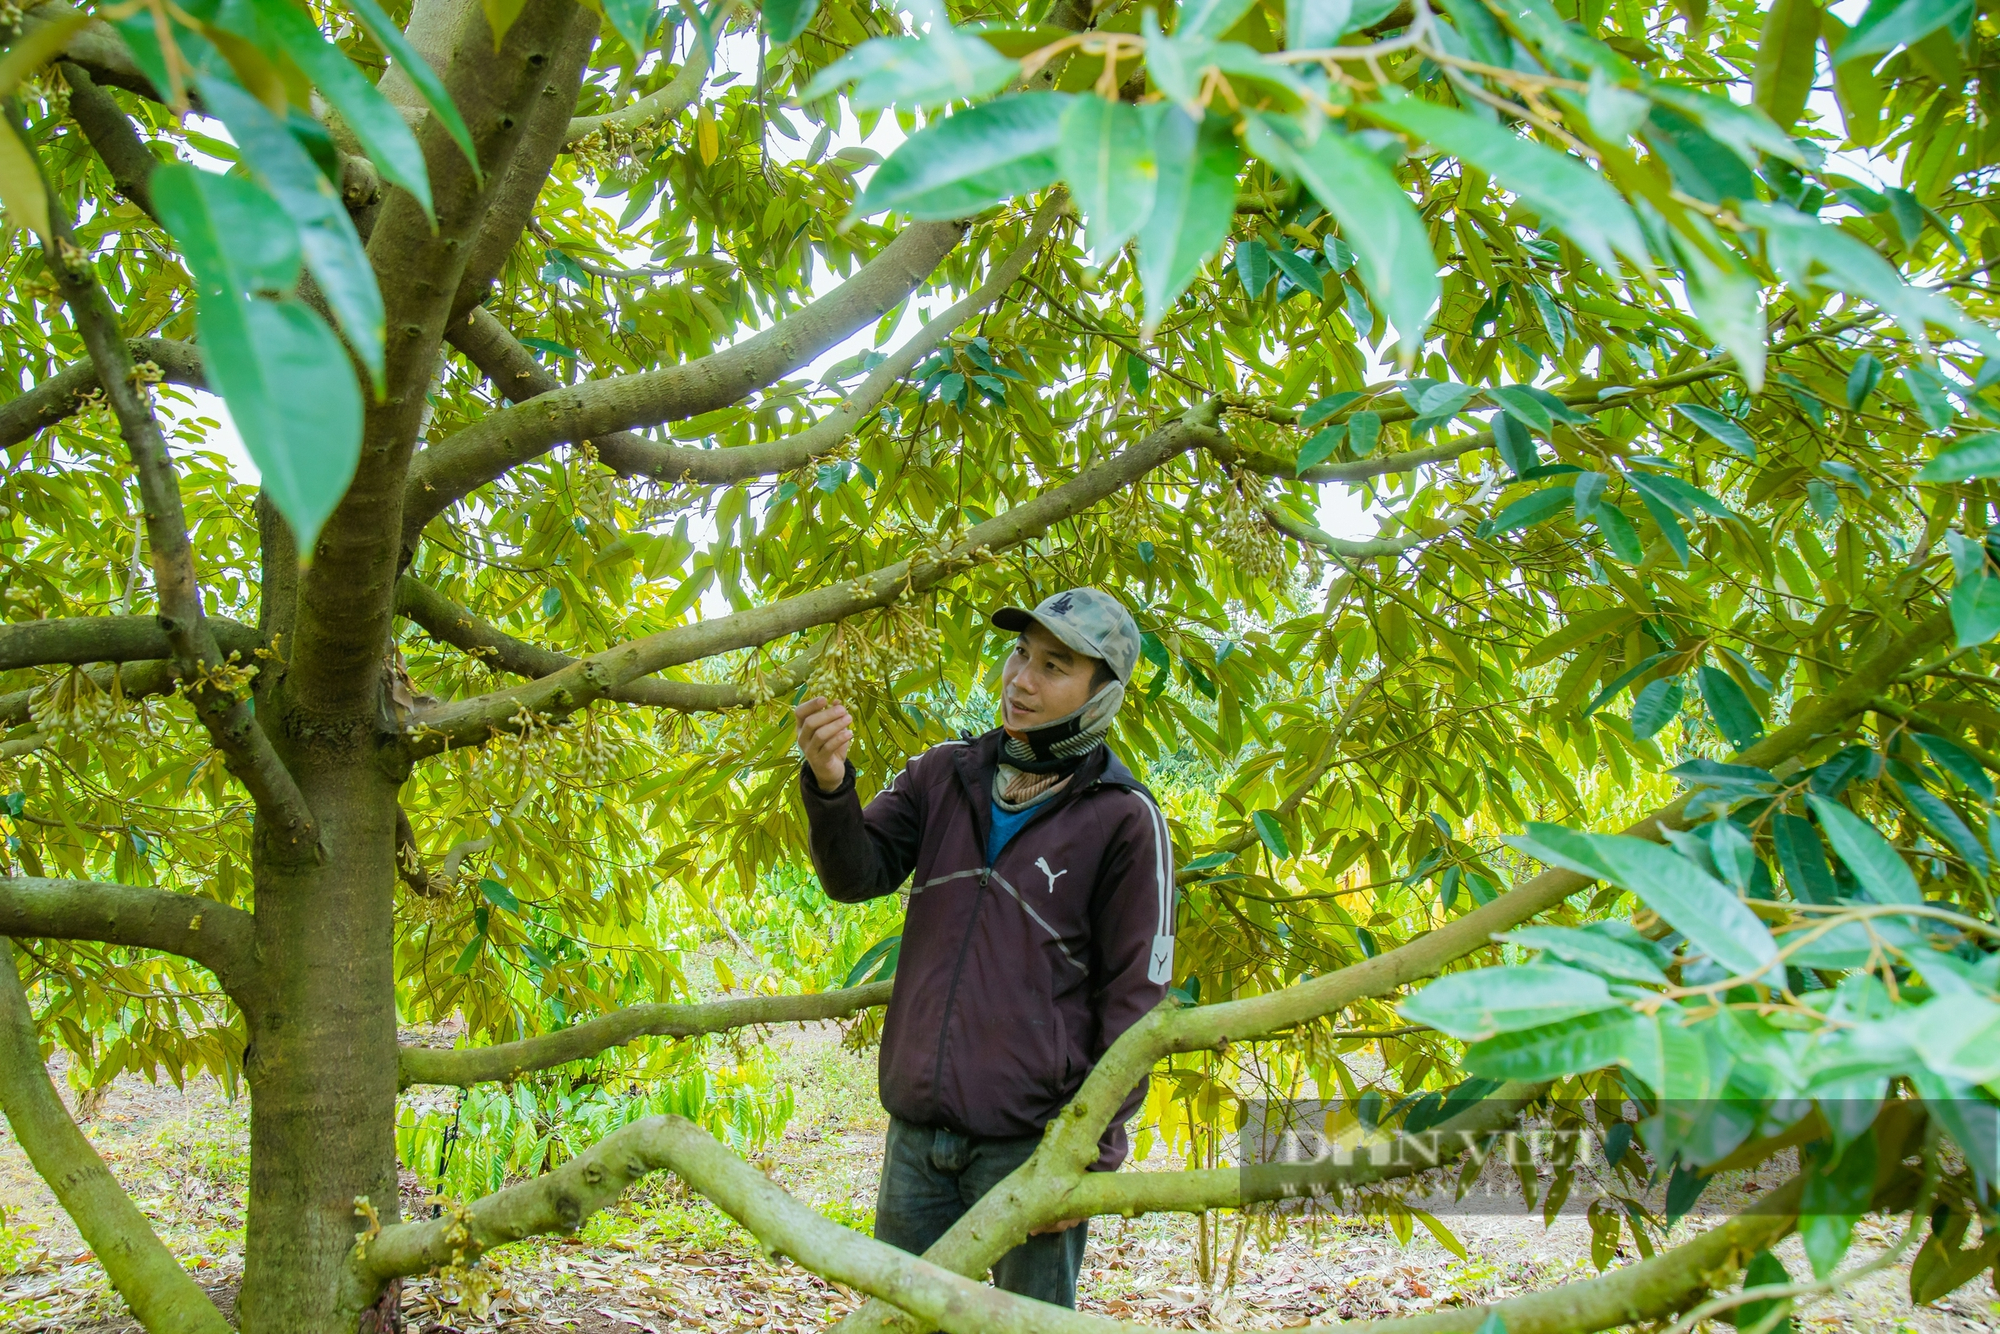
991, 607, 1117, 676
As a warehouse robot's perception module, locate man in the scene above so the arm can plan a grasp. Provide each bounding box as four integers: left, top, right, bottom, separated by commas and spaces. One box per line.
792, 587, 1175, 1308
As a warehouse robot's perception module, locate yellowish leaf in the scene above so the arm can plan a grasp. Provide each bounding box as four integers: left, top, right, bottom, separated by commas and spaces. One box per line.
0, 118, 50, 246
697, 104, 719, 166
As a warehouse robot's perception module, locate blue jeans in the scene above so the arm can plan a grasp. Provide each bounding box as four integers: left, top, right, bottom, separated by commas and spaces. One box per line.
873, 1118, 1088, 1308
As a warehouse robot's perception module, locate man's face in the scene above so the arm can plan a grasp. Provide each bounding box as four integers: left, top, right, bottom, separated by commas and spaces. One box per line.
1000, 623, 1105, 733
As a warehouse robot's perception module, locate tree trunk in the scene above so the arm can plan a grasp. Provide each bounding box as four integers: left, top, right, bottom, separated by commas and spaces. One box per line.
236, 758, 403, 1332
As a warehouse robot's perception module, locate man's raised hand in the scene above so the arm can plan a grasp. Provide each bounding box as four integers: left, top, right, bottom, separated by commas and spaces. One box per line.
794, 696, 853, 792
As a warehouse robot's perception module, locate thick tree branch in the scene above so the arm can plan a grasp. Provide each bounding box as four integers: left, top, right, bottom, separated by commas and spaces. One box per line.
395, 574, 811, 709
359, 1110, 1809, 1334
446, 196, 1058, 507
1260, 505, 1424, 559
406, 217, 969, 544
401, 401, 1225, 756
0, 941, 234, 1334
37, 169, 317, 853
831, 604, 1956, 1334
57, 62, 161, 218
447, 6, 601, 322
0, 614, 257, 673
0, 337, 203, 452
284, 0, 581, 720
398, 979, 891, 1087
0, 877, 258, 994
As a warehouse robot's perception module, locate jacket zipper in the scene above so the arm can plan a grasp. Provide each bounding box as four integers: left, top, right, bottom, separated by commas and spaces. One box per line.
927, 865, 990, 1118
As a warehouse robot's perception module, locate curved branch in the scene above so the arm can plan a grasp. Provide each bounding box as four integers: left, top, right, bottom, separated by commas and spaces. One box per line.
401, 401, 1225, 756
405, 217, 969, 544
0, 338, 205, 451
0, 941, 234, 1334
360, 1109, 1808, 1334
0, 877, 257, 994
563, 41, 710, 145
447, 196, 1057, 500
395, 574, 811, 710
0, 613, 257, 673
1260, 504, 1423, 559
37, 163, 316, 853
58, 61, 162, 219
398, 979, 891, 1087
831, 602, 1956, 1334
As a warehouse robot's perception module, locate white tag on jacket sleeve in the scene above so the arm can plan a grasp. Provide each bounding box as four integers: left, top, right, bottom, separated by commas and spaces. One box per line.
1147, 933, 1175, 985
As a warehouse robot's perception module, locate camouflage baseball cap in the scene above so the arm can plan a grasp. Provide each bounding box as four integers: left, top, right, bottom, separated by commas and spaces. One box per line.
992, 588, 1141, 683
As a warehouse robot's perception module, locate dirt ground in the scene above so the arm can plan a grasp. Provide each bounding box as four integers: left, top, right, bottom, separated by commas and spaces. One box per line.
0, 1022, 1995, 1333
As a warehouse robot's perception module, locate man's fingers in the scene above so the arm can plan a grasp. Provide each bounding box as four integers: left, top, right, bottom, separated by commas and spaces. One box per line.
797, 703, 850, 736
812, 722, 852, 752
793, 695, 830, 721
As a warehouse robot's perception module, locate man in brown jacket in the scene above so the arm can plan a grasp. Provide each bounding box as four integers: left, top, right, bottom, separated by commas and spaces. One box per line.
793, 587, 1175, 1308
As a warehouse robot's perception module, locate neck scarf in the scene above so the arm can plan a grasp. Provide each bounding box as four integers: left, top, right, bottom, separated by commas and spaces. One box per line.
992, 680, 1125, 811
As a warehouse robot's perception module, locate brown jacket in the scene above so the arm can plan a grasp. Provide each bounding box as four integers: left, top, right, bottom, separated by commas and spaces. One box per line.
800, 730, 1175, 1168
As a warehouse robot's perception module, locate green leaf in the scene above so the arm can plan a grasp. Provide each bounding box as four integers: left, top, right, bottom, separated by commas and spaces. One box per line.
1489, 384, 1553, 434
1399, 964, 1620, 1041
1750, 203, 1999, 361
1630, 677, 1684, 738
1951, 572, 2000, 648
1477, 486, 1571, 539
1800, 1135, 1876, 1278
1846, 352, 1884, 408
1626, 468, 1735, 521
1245, 116, 1438, 359
1269, 246, 1324, 299
1137, 108, 1239, 331
1582, 650, 1671, 717
451, 937, 484, 974
1805, 795, 1923, 905
151, 164, 362, 557
1772, 812, 1838, 905
1296, 423, 1346, 472
1140, 629, 1172, 673
805, 21, 1016, 109
1905, 364, 1958, 430
843, 932, 901, 986
1235, 237, 1273, 296
762, 0, 818, 44
342, 0, 480, 178
1674, 403, 1757, 458
1180, 0, 1258, 39
479, 876, 521, 912
855, 94, 1071, 220
1911, 733, 1995, 803
1890, 768, 1989, 879
1582, 832, 1780, 976
1677, 237, 1767, 392
601, 0, 659, 50
1736, 1251, 1795, 1334
1838, 0, 1973, 63
1506, 820, 1617, 882
248, 0, 431, 220
199, 77, 385, 386
1919, 432, 2000, 481
1463, 1006, 1652, 1081
1595, 506, 1646, 563
1287, 0, 1401, 47
1347, 409, 1381, 456
1367, 93, 1649, 276
1058, 96, 1160, 262
1696, 664, 1764, 750
1251, 809, 1291, 860
1497, 925, 1669, 984
1751, 0, 1821, 131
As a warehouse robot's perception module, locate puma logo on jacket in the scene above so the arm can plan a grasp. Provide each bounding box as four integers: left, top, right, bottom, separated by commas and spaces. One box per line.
799, 730, 1176, 1170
